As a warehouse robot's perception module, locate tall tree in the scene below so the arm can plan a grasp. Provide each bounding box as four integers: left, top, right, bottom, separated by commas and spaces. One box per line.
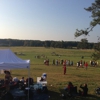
75, 0, 100, 60
77, 38, 88, 49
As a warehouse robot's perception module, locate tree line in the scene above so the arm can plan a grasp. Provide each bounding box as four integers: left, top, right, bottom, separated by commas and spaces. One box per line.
0, 38, 97, 49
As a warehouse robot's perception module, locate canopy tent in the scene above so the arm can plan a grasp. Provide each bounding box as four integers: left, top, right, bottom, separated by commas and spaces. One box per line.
0, 49, 30, 69
0, 49, 31, 100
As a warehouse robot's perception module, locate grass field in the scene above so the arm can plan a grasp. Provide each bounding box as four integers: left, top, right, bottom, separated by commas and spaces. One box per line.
0, 47, 100, 100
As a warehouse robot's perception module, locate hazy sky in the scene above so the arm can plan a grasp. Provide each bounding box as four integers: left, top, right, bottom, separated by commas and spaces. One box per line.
0, 0, 99, 43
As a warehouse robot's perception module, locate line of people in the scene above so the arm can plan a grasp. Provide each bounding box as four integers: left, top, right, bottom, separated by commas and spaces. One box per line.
52, 59, 73, 66
76, 60, 88, 70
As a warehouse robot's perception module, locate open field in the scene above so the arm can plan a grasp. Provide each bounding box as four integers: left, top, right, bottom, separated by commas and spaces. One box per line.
0, 47, 100, 100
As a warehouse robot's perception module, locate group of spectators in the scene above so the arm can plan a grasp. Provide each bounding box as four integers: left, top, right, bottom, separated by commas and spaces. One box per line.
0, 70, 34, 93
44, 58, 99, 68
44, 59, 100, 68
90, 60, 98, 67
76, 60, 88, 70
76, 60, 99, 69
0, 70, 34, 100
44, 59, 74, 66
53, 59, 74, 66
64, 82, 88, 97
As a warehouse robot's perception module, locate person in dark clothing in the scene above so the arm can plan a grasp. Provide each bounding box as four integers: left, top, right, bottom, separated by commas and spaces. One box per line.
64, 82, 74, 92
79, 83, 88, 96
63, 60, 66, 75
64, 82, 78, 97
26, 77, 34, 86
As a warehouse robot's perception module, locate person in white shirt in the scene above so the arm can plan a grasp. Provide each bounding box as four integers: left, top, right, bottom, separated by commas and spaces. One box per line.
13, 77, 19, 82
20, 77, 25, 83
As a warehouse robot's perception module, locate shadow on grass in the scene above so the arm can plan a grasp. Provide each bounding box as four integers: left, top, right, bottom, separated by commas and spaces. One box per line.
59, 88, 100, 100
48, 90, 61, 100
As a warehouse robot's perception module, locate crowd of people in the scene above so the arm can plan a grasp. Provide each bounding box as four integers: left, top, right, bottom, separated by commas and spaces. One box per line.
0, 70, 34, 99
52, 59, 73, 66
44, 59, 74, 66
43, 58, 99, 68
43, 58, 99, 75
64, 82, 88, 97
43, 58, 99, 98
43, 59, 99, 70
76, 60, 88, 70
62, 60, 89, 75
90, 60, 98, 67
0, 57, 98, 99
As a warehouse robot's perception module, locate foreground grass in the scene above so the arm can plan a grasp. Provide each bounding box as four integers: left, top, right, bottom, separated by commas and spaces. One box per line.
0, 47, 100, 100
5, 65, 100, 100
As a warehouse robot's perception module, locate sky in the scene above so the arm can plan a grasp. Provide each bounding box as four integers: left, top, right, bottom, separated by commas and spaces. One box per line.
0, 0, 99, 43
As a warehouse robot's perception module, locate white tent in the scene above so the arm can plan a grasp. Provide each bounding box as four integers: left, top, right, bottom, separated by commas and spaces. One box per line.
0, 49, 31, 99
0, 49, 30, 69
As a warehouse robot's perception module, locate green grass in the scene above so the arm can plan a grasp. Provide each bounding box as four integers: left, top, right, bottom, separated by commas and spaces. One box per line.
0, 47, 100, 100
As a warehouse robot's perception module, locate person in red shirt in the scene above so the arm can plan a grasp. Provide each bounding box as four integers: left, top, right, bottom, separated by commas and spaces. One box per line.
64, 82, 74, 93
67, 82, 74, 91
85, 62, 88, 70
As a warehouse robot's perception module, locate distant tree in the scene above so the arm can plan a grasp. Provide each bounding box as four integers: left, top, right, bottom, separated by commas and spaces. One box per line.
24, 40, 28, 46
7, 39, 12, 46
77, 38, 88, 49
81, 38, 88, 49
81, 38, 88, 43
92, 38, 100, 60
75, 0, 100, 60
50, 41, 55, 48
44, 41, 51, 47
54, 41, 60, 48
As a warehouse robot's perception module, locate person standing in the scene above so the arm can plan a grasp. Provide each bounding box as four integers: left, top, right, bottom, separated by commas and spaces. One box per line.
85, 62, 88, 70
63, 60, 66, 75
